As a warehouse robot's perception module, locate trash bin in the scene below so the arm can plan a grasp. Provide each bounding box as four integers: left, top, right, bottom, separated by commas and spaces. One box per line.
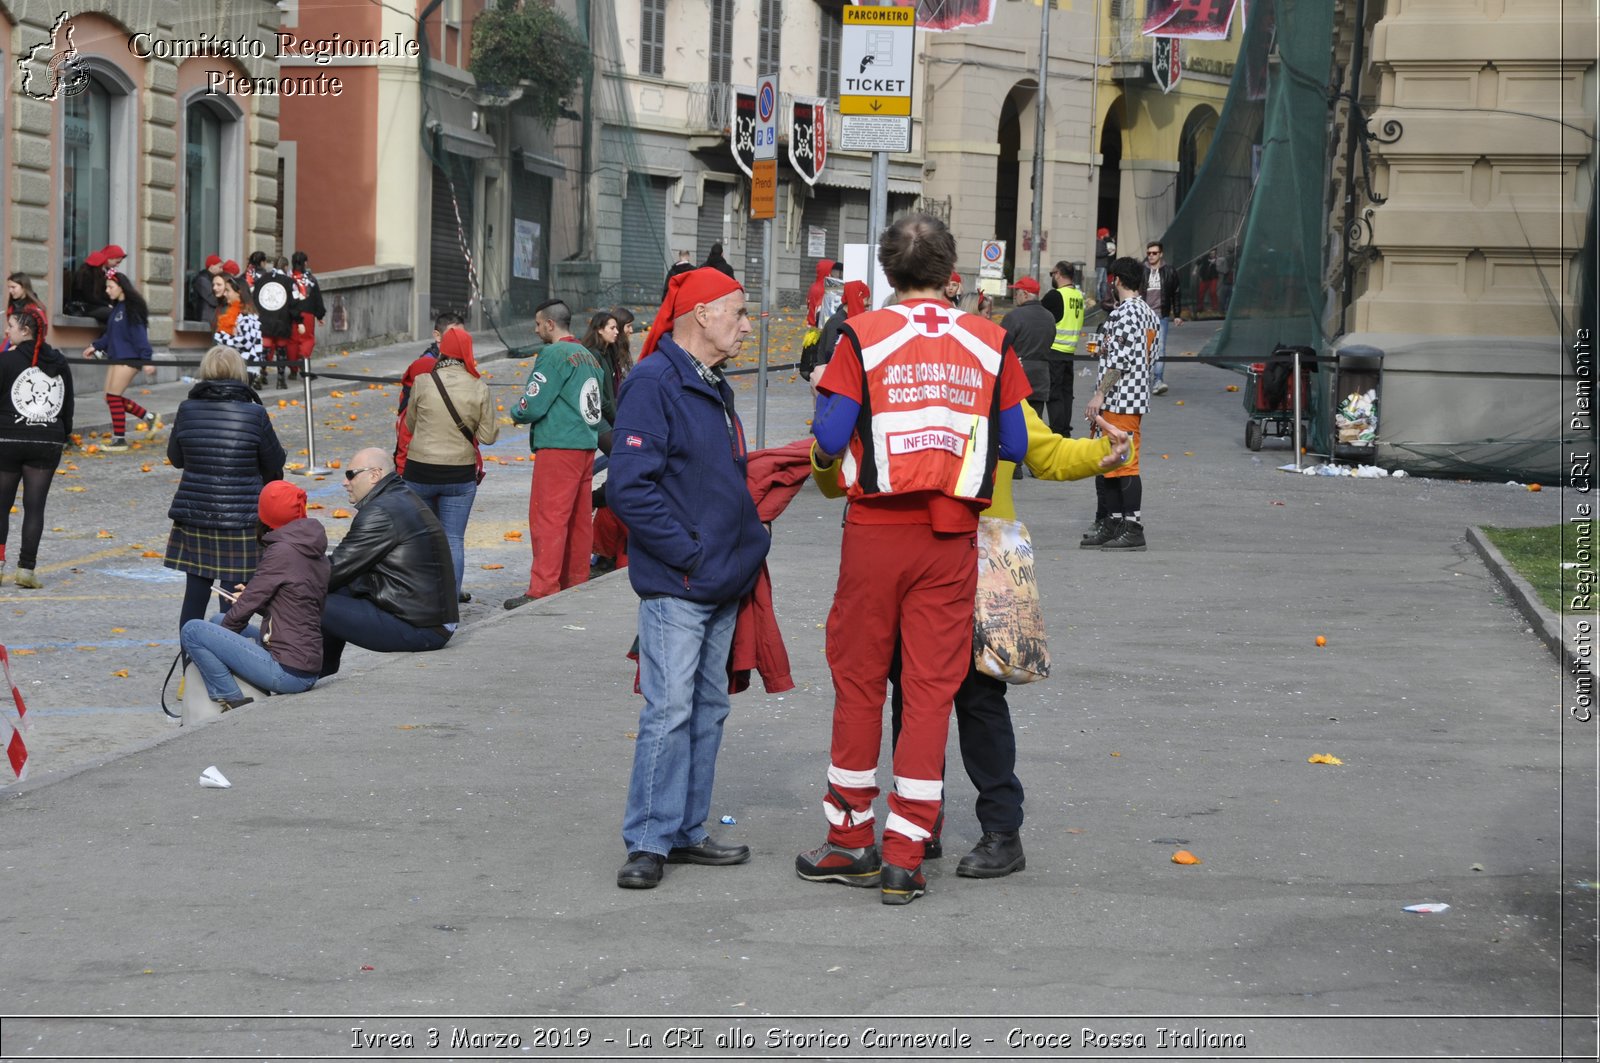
1333, 344, 1383, 461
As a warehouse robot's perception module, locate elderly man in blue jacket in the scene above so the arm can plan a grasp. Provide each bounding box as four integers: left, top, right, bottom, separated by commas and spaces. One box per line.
608, 267, 771, 890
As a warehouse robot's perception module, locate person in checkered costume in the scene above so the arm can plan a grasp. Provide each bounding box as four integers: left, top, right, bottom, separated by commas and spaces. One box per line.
1082, 256, 1160, 551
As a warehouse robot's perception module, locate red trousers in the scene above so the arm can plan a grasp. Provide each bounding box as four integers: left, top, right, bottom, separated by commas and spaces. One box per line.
823, 521, 977, 868
288, 314, 316, 362
592, 506, 629, 567
527, 448, 594, 597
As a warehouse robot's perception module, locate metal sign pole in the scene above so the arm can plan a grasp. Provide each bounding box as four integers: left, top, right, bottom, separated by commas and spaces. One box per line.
757, 217, 772, 449
868, 151, 888, 305
1029, 0, 1050, 278
1292, 347, 1304, 471
294, 370, 334, 477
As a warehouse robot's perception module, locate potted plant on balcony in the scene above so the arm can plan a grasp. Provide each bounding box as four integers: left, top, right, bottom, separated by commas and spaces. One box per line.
469, 0, 588, 123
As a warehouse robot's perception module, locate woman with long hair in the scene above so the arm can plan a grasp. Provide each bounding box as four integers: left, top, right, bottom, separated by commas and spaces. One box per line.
212, 273, 265, 388
580, 311, 622, 425
3, 273, 46, 350
0, 307, 73, 588
164, 346, 286, 632
81, 270, 154, 452
179, 481, 329, 711
402, 328, 497, 602
606, 305, 636, 394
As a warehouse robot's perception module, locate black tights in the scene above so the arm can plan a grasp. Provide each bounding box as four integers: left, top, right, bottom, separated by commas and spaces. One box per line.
1093, 474, 1143, 522
0, 463, 57, 570
180, 573, 227, 633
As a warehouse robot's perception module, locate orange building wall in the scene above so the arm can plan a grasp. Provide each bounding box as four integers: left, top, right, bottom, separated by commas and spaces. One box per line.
291, 0, 379, 46
279, 67, 379, 271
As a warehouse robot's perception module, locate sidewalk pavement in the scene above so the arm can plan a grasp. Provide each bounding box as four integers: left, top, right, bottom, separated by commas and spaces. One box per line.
1, 356, 1593, 1059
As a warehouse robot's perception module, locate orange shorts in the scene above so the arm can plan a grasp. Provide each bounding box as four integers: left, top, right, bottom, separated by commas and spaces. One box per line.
1101, 411, 1141, 478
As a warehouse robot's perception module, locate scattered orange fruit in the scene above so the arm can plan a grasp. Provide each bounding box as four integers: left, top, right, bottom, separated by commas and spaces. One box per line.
1174, 400, 1184, 406
96, 530, 114, 539
332, 508, 352, 518
83, 445, 98, 454
1308, 753, 1344, 765
141, 550, 160, 558
133, 423, 148, 432
503, 531, 523, 541
307, 503, 325, 511
1529, 483, 1542, 492
111, 669, 130, 678
11, 649, 35, 656
349, 414, 359, 421
1315, 635, 1327, 647
327, 459, 342, 468
111, 627, 126, 634
277, 399, 288, 408
1226, 384, 1239, 392
297, 449, 309, 456
481, 563, 505, 570
330, 390, 344, 398
140, 464, 152, 473
1171, 850, 1202, 865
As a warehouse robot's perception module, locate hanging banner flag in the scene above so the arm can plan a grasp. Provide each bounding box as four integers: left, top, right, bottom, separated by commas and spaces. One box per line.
789, 97, 828, 186
730, 86, 756, 178
908, 0, 994, 32
1143, 0, 1240, 40
1, 645, 30, 782
1153, 37, 1182, 93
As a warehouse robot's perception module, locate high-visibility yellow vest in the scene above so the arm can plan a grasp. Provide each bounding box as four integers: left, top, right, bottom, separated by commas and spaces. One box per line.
1051, 285, 1085, 355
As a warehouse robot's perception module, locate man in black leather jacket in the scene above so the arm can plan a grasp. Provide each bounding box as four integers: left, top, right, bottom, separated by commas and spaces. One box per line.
319, 447, 458, 676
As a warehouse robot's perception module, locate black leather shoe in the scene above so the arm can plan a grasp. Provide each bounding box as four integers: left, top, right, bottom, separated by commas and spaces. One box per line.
956, 831, 1026, 878
667, 837, 751, 865
617, 851, 665, 889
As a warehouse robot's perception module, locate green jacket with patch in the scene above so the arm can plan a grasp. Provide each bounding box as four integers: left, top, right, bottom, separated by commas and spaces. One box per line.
511, 339, 607, 451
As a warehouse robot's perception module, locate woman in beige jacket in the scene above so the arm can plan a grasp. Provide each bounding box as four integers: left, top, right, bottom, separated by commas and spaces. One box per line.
401, 329, 499, 602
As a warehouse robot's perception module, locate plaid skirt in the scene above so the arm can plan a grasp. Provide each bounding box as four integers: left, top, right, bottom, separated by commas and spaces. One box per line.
163, 522, 259, 584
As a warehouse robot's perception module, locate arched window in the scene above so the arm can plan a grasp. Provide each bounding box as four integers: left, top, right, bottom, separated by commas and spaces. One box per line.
1176, 105, 1220, 209
180, 92, 243, 321
60, 62, 135, 314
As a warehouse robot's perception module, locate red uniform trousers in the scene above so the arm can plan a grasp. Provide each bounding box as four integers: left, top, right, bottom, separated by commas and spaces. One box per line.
288, 313, 316, 363
823, 521, 977, 868
527, 448, 594, 597
262, 335, 291, 373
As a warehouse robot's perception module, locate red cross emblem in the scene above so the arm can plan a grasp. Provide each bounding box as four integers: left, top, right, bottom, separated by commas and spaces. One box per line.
912, 305, 949, 335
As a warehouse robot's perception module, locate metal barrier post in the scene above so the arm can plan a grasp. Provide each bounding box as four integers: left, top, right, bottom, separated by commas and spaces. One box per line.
1292, 347, 1304, 471
293, 370, 334, 477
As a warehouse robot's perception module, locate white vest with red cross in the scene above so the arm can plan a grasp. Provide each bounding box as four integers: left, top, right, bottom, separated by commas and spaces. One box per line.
839, 301, 1006, 504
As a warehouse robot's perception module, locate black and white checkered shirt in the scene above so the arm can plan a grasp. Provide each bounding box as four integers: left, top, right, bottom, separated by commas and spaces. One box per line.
1097, 296, 1160, 414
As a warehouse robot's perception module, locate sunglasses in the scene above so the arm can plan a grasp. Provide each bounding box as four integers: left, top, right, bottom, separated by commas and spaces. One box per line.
344, 466, 381, 481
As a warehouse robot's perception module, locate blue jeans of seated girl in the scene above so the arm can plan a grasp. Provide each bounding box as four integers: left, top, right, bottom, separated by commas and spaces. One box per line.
180, 615, 319, 702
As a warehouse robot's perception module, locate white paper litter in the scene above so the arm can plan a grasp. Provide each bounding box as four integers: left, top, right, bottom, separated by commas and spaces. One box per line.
199, 766, 232, 789
1402, 902, 1449, 914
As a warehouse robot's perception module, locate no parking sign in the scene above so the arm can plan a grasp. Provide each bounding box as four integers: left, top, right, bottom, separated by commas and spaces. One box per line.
979, 239, 1006, 280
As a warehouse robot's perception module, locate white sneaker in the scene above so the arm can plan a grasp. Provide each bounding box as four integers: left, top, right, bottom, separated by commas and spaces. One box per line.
1153, 382, 1170, 396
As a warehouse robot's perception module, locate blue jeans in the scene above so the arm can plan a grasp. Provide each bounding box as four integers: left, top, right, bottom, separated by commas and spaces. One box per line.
319, 586, 452, 677
403, 477, 477, 595
180, 616, 319, 702
621, 596, 739, 857
1154, 316, 1171, 383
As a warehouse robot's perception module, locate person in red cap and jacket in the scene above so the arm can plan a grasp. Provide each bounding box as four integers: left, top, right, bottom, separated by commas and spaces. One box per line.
178, 480, 329, 710
610, 266, 770, 890
66, 250, 112, 322
188, 254, 225, 326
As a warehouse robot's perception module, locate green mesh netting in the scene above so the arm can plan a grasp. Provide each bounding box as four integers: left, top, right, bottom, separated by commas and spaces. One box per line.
1163, 0, 1333, 368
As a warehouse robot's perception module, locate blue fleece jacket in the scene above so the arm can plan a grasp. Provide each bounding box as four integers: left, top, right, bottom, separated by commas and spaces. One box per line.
92, 303, 153, 361
607, 335, 770, 604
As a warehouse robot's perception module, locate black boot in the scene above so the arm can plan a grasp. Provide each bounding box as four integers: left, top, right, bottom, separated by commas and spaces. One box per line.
1080, 519, 1119, 549
1101, 518, 1147, 551
956, 831, 1026, 878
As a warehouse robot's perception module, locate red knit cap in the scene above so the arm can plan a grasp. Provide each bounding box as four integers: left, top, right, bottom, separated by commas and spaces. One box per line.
258, 480, 307, 529
223, 259, 240, 275
205, 254, 222, 268
843, 280, 869, 318
85, 250, 106, 268
949, 272, 961, 284
438, 326, 480, 376
639, 267, 744, 359
101, 245, 126, 260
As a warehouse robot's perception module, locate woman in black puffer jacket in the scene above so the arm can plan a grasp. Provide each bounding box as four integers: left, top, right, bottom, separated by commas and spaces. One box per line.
164, 346, 286, 631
